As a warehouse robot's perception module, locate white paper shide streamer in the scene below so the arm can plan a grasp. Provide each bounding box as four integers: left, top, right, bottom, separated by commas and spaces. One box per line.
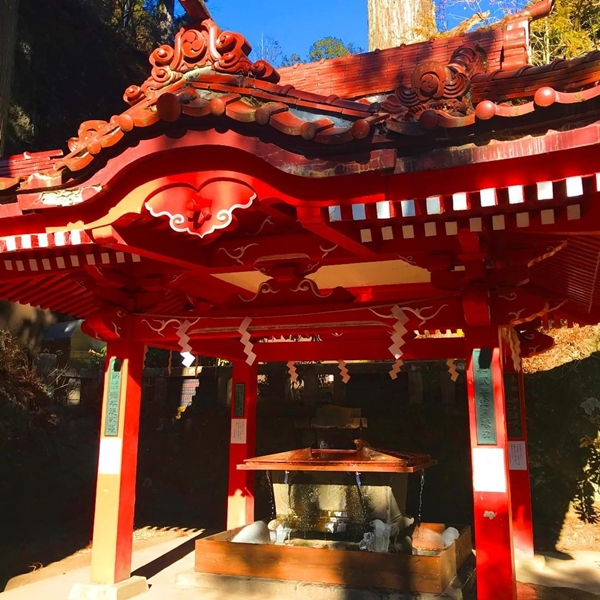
446, 359, 459, 382
287, 361, 298, 383
239, 316, 256, 365
388, 305, 408, 359
509, 328, 522, 372
503, 327, 522, 372
177, 320, 195, 367
338, 360, 350, 384
389, 358, 404, 380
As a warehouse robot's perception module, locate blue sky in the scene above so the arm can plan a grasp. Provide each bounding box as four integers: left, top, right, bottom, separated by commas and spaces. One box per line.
208, 0, 368, 60
204, 1, 527, 62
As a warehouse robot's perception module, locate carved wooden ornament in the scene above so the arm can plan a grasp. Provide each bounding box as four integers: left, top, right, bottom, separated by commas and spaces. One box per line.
145, 179, 256, 238
125, 19, 280, 106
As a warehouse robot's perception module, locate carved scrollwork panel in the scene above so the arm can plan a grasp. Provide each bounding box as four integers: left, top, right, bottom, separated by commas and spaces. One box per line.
144, 179, 256, 239
382, 43, 487, 123
125, 20, 280, 106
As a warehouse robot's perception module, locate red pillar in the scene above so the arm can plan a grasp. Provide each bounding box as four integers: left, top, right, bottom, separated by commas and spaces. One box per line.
227, 360, 258, 530
504, 365, 535, 557
90, 337, 145, 584
466, 330, 517, 600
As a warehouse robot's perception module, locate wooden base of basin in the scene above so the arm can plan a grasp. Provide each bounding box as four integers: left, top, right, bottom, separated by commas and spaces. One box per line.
194, 523, 473, 594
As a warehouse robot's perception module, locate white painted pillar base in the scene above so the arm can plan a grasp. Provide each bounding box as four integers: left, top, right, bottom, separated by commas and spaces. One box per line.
69, 576, 148, 600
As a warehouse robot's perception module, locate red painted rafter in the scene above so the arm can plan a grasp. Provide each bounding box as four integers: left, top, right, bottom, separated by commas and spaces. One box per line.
208, 231, 349, 271
296, 206, 377, 259
91, 224, 253, 304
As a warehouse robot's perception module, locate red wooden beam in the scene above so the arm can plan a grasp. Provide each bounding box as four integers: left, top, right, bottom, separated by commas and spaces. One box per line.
227, 361, 258, 530
251, 337, 466, 361
207, 231, 350, 270
90, 337, 145, 586
131, 303, 464, 342
178, 337, 466, 362
91, 225, 252, 304
466, 338, 517, 600
144, 338, 466, 362
505, 365, 535, 558
296, 206, 378, 259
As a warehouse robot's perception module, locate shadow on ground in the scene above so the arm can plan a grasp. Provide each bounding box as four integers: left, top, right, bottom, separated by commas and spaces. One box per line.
0, 526, 91, 591
131, 530, 215, 580
515, 583, 600, 600
2, 361, 600, 594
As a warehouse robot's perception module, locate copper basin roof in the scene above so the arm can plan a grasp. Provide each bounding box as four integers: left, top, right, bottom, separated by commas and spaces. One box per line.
238, 442, 436, 473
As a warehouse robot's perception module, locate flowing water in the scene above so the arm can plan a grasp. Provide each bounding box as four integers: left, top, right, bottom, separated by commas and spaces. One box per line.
284, 470, 292, 506
265, 470, 276, 519
387, 475, 393, 524
417, 469, 425, 523
354, 472, 369, 524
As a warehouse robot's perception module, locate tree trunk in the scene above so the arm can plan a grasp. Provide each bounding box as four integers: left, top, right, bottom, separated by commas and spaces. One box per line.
157, 0, 175, 43
0, 0, 20, 155
367, 0, 436, 51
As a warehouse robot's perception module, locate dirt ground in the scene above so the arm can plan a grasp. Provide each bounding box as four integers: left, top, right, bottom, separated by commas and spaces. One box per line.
3, 524, 600, 599
0, 527, 196, 592
2, 506, 599, 592
555, 507, 600, 553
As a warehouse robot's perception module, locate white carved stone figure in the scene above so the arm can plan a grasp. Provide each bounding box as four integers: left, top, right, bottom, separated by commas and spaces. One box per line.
231, 520, 271, 544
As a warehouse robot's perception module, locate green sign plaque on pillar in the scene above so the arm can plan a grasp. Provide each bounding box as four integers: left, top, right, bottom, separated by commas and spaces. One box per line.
504, 371, 523, 439
234, 383, 245, 417
473, 349, 497, 445
104, 358, 122, 436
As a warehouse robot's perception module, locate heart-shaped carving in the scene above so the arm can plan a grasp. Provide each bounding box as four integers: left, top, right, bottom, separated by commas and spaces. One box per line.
145, 179, 256, 238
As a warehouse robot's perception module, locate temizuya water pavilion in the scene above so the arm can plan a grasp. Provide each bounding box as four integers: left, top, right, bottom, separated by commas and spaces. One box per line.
1, 0, 599, 596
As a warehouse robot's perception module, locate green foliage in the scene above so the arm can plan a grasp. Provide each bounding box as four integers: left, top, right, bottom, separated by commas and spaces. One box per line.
0, 330, 55, 438
89, 0, 177, 51
280, 37, 362, 67
280, 53, 303, 67
531, 0, 600, 64
307, 37, 360, 61
0, 330, 49, 410
527, 360, 600, 531
87, 345, 107, 369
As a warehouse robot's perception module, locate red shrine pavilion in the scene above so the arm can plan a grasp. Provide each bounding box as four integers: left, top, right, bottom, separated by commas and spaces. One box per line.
1, 0, 599, 597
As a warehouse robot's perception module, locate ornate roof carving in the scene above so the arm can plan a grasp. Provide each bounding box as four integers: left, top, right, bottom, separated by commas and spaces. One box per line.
2, 1, 600, 197
382, 44, 487, 123
145, 179, 257, 239
124, 19, 280, 106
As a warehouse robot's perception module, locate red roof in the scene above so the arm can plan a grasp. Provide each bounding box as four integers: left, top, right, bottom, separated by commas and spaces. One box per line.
0, 5, 596, 361
276, 1, 558, 99
0, 150, 63, 192
2, 21, 599, 197
278, 28, 515, 99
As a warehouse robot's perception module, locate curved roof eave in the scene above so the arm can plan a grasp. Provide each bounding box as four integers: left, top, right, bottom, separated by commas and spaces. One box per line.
3, 11, 600, 205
